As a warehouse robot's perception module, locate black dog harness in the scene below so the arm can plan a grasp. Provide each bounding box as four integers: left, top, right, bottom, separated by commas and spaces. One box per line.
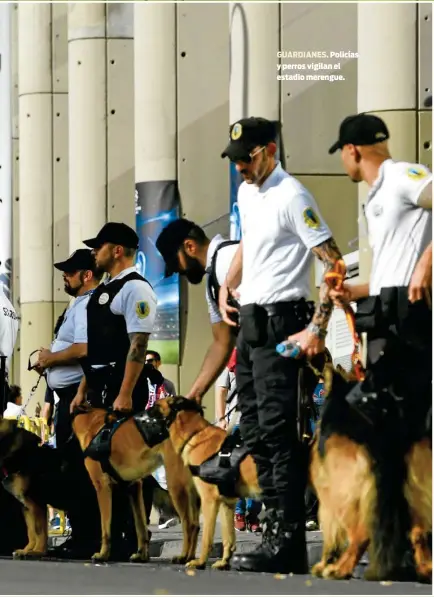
73, 407, 172, 485
147, 398, 250, 498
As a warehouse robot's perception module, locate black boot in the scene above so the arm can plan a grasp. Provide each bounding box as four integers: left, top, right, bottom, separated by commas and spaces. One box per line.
231, 509, 308, 574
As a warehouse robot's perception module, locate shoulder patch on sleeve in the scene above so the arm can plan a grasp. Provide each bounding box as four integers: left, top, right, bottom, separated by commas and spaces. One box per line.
135, 301, 150, 319
302, 207, 320, 229
407, 166, 428, 180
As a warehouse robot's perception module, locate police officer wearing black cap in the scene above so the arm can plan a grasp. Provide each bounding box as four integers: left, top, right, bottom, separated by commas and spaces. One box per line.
70, 222, 159, 415
35, 249, 104, 560
219, 117, 344, 574
156, 219, 239, 400
328, 113, 432, 424
69, 222, 162, 559
36, 249, 104, 447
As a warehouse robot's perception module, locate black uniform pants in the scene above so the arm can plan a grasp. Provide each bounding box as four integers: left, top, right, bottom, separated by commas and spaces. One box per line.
235, 303, 309, 523
54, 383, 80, 449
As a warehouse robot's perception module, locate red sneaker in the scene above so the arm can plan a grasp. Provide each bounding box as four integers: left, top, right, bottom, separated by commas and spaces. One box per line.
234, 513, 246, 531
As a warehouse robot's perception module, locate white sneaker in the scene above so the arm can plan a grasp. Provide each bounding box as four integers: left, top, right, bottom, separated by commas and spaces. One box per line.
158, 517, 178, 530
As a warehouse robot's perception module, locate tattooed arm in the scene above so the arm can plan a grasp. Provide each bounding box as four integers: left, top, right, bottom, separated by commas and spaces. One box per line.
113, 332, 150, 411
310, 237, 344, 333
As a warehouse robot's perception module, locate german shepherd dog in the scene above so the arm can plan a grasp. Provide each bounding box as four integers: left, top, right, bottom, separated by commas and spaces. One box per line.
71, 405, 200, 564
0, 418, 76, 559
147, 395, 262, 570
308, 350, 432, 582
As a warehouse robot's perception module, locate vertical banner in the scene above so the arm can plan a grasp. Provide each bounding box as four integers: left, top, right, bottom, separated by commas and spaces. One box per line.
135, 181, 180, 365
0, 4, 12, 300
229, 120, 283, 241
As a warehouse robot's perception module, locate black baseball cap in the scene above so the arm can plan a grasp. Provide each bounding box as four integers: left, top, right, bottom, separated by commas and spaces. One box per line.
156, 218, 198, 277
221, 117, 278, 162
328, 114, 390, 154
83, 222, 139, 250
54, 249, 98, 273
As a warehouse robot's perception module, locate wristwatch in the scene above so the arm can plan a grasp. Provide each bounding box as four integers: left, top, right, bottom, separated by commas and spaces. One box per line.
307, 322, 327, 339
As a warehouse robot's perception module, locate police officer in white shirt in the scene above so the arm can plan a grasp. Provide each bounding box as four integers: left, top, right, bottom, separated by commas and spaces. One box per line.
36, 249, 104, 448
328, 113, 432, 423
35, 249, 104, 560
0, 287, 19, 412
219, 117, 344, 574
156, 219, 239, 399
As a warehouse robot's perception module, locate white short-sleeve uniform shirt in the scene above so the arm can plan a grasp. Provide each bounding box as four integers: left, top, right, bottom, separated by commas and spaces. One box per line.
237, 161, 332, 305
364, 160, 432, 296
104, 266, 157, 334
0, 291, 19, 373
205, 235, 240, 325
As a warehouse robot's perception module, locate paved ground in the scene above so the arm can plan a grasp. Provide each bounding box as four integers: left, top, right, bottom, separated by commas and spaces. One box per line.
0, 558, 430, 595
24, 524, 430, 595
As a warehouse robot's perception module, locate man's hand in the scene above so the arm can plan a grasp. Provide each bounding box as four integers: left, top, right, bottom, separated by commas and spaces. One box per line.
409, 252, 432, 308
216, 418, 228, 431
185, 391, 203, 405
113, 391, 133, 413
286, 327, 326, 358
218, 284, 239, 327
36, 348, 53, 369
70, 392, 85, 413
329, 283, 353, 308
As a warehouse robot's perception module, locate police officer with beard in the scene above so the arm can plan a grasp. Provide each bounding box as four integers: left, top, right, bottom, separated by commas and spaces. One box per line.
70, 222, 161, 559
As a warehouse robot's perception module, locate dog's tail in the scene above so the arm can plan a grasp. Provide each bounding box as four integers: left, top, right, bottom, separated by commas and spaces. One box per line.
147, 475, 179, 520
368, 436, 413, 580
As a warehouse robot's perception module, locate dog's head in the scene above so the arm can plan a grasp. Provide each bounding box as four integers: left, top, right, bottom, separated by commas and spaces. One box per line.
0, 418, 39, 467
148, 396, 204, 428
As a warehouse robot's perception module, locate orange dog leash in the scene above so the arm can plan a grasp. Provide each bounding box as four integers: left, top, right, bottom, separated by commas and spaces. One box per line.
325, 259, 366, 382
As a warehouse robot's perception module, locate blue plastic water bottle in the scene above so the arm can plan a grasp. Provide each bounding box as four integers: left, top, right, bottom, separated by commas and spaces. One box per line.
276, 341, 302, 359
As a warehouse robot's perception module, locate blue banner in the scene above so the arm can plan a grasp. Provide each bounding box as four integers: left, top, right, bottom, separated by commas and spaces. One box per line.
135, 181, 180, 365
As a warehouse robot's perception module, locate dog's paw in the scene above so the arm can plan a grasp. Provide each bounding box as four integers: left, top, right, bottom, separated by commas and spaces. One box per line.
322, 563, 352, 580
172, 555, 188, 565
211, 559, 230, 571
311, 562, 325, 578
91, 551, 109, 563
130, 551, 150, 564
13, 549, 46, 560
185, 559, 206, 570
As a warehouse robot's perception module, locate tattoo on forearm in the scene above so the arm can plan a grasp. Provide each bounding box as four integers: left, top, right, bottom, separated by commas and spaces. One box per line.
127, 332, 148, 364
311, 238, 343, 330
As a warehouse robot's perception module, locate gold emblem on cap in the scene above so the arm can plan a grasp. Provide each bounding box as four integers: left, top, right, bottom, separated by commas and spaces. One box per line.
231, 123, 242, 141
375, 132, 386, 140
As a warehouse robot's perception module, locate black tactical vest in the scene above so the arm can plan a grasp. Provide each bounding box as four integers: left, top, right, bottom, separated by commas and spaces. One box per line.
83, 271, 154, 411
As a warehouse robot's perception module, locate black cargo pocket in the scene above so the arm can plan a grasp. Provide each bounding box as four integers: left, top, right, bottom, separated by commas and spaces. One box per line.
240, 304, 268, 348
355, 296, 382, 332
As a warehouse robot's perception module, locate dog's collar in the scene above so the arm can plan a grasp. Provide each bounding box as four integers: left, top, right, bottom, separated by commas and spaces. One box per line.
178, 428, 204, 455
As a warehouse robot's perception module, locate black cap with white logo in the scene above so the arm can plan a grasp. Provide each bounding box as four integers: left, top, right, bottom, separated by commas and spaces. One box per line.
328, 113, 390, 154
221, 117, 278, 162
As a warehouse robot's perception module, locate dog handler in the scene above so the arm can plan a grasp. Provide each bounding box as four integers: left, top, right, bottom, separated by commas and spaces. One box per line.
219, 117, 344, 574
328, 113, 432, 424
70, 222, 160, 560
156, 219, 239, 398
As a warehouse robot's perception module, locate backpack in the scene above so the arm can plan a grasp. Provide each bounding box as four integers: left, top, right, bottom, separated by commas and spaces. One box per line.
206, 240, 240, 329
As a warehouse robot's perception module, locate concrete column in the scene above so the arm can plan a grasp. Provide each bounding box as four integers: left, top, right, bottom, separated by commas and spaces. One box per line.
134, 3, 178, 390
357, 3, 418, 283
18, 4, 54, 401
0, 4, 13, 301
229, 3, 280, 122
11, 3, 20, 384
68, 3, 107, 250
